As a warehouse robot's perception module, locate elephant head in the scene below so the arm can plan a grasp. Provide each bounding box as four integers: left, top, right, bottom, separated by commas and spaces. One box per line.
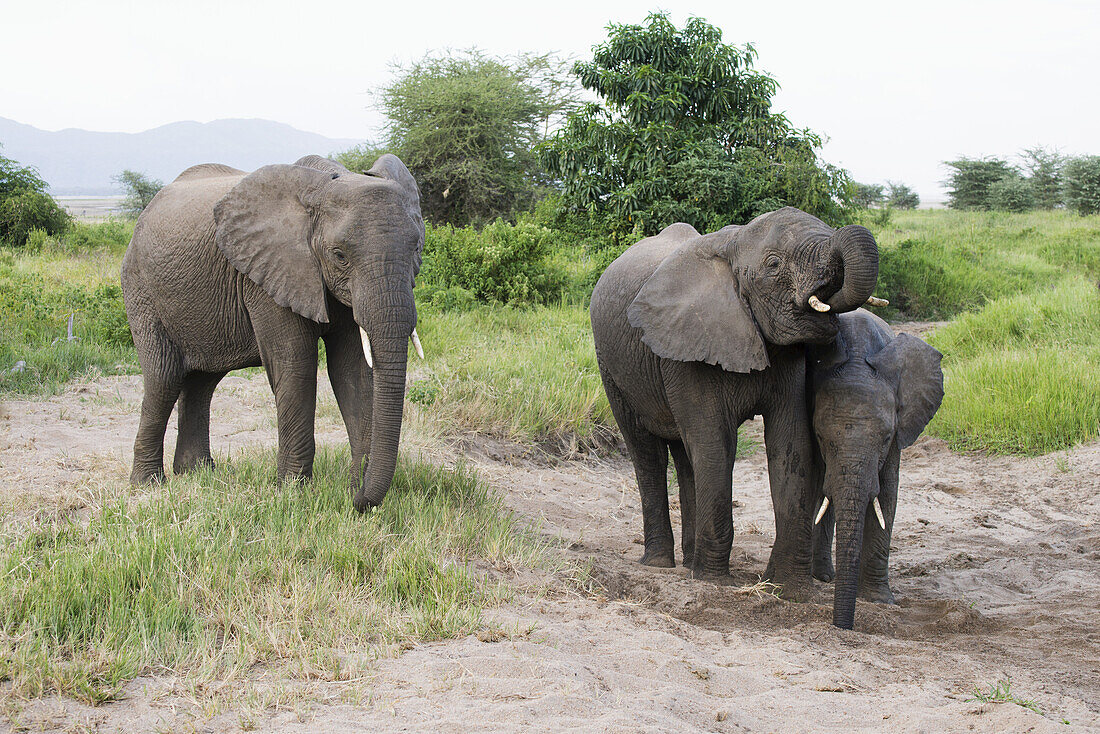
626, 207, 880, 373
810, 320, 944, 629
213, 154, 424, 510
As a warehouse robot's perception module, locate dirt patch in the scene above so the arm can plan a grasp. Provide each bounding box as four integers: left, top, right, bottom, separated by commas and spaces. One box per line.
1, 365, 1098, 732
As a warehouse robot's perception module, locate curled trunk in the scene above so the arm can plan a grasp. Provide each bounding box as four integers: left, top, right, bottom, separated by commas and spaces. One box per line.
825, 225, 879, 312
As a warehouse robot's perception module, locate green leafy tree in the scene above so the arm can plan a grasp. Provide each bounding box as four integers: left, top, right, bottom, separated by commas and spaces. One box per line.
943, 157, 1019, 210
852, 182, 885, 209
0, 148, 70, 246
1020, 146, 1064, 209
113, 169, 163, 218
1063, 155, 1100, 215
989, 175, 1035, 212
539, 13, 853, 239
886, 181, 920, 209
374, 49, 577, 227
334, 144, 389, 174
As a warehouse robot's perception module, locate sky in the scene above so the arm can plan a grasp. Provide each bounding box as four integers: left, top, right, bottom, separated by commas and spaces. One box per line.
3, 0, 1098, 202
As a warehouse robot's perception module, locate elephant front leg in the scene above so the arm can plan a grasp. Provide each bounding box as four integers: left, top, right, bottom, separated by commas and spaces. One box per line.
811, 488, 836, 582
669, 441, 697, 568
762, 399, 815, 601
256, 329, 320, 484
685, 439, 735, 580
323, 324, 373, 493
859, 449, 899, 605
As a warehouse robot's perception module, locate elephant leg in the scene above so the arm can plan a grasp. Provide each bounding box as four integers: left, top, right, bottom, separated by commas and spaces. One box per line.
130, 318, 185, 485
811, 499, 836, 583
601, 370, 674, 567
173, 370, 225, 475
322, 322, 373, 491
669, 440, 696, 568
684, 436, 735, 579
859, 446, 899, 604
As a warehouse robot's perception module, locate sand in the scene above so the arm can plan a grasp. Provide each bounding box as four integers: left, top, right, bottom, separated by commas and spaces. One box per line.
1, 350, 1098, 732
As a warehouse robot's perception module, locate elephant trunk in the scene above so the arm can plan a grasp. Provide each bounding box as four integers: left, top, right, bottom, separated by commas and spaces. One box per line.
824, 225, 879, 313
827, 464, 875, 629
353, 273, 414, 511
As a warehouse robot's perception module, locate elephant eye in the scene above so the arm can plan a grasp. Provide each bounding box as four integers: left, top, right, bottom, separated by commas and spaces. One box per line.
764, 254, 782, 271
332, 249, 349, 266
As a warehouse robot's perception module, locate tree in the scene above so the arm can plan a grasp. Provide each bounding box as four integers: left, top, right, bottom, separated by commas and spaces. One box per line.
113, 169, 163, 218
988, 175, 1035, 212
373, 49, 577, 227
852, 182, 885, 209
0, 147, 70, 246
886, 181, 920, 209
1020, 146, 1064, 209
1063, 155, 1100, 216
943, 157, 1020, 210
539, 13, 853, 239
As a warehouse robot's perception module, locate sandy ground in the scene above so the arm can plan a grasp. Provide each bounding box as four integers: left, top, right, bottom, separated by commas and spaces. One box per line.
55, 197, 125, 222
1, 352, 1099, 732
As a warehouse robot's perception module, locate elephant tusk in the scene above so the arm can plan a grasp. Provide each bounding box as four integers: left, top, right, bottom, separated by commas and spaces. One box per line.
808, 294, 831, 313
865, 296, 890, 307
814, 496, 830, 525
359, 327, 373, 369
873, 497, 887, 530
411, 328, 424, 360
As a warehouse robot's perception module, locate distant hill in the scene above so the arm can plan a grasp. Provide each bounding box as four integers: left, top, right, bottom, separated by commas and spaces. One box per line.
0, 117, 363, 195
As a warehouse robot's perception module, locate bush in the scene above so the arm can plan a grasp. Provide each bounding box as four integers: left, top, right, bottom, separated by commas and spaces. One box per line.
886, 181, 920, 209
418, 219, 567, 306
944, 157, 1019, 210
852, 182, 885, 209
0, 190, 70, 247
1063, 155, 1100, 216
989, 175, 1036, 212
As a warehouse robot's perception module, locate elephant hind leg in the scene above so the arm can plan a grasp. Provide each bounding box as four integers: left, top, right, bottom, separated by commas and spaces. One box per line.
173, 370, 226, 475
130, 334, 186, 485
601, 371, 674, 568
669, 441, 696, 568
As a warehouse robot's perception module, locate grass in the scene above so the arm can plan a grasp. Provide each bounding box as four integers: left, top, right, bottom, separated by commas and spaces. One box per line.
968, 677, 1042, 715
0, 221, 137, 396
411, 304, 615, 450
928, 276, 1100, 454
0, 449, 543, 704
870, 209, 1100, 319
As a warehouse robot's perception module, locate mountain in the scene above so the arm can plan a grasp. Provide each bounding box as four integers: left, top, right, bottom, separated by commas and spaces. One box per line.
0, 117, 364, 195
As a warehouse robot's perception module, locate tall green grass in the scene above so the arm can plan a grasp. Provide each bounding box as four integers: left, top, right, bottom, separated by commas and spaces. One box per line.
0, 450, 541, 703
872, 209, 1100, 319
928, 276, 1100, 453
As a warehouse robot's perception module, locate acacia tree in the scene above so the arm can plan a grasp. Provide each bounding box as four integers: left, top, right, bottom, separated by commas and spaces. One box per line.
1063, 155, 1100, 215
1020, 146, 1065, 209
372, 49, 577, 227
886, 181, 920, 209
539, 13, 853, 239
943, 157, 1019, 210
113, 169, 163, 218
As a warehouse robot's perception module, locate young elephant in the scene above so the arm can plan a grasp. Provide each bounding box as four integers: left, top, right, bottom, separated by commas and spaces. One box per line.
808, 309, 944, 629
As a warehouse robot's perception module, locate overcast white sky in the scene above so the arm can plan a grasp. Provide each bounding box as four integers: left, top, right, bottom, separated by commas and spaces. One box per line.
3, 0, 1098, 201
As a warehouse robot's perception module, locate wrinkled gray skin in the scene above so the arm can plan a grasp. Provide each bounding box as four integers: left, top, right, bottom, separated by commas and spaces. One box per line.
121, 154, 424, 511
807, 310, 944, 629
590, 207, 880, 599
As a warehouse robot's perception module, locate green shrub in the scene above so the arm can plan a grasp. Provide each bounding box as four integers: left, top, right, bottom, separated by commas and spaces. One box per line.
419, 219, 567, 306
886, 181, 920, 209
1063, 155, 1100, 216
989, 175, 1036, 212
944, 158, 1019, 210
0, 190, 71, 247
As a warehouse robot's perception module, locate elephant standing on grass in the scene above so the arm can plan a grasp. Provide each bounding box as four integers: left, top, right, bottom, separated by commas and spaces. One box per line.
121, 154, 424, 510
808, 309, 944, 629
590, 208, 881, 599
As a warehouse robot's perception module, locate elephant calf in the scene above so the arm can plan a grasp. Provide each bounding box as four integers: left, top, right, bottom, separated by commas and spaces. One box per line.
807, 309, 944, 629
121, 154, 424, 510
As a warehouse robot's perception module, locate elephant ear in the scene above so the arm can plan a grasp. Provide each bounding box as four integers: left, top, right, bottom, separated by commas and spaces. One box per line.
627, 235, 768, 373
867, 333, 945, 448
214, 164, 336, 323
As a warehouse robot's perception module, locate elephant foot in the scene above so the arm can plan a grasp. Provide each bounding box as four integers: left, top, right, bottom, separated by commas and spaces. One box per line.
858, 582, 896, 605
812, 559, 835, 583
172, 454, 214, 475
130, 466, 166, 486
640, 546, 675, 568
764, 566, 816, 602
681, 553, 695, 569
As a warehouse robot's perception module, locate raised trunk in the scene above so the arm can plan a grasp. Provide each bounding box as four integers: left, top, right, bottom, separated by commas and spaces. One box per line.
352, 274, 414, 511
825, 225, 879, 312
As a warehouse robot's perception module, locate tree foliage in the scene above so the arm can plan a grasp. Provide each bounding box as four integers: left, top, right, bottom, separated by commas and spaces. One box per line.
1063, 155, 1100, 216
539, 13, 853, 239
372, 49, 577, 227
852, 182, 885, 209
886, 181, 920, 209
944, 157, 1020, 210
1020, 146, 1064, 209
113, 169, 163, 219
0, 148, 70, 246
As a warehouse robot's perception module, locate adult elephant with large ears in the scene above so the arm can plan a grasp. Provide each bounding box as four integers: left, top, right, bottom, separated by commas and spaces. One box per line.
121, 154, 424, 511
590, 207, 880, 599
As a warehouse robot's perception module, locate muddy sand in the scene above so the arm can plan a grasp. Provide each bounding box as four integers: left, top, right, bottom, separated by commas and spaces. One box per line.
1, 359, 1098, 732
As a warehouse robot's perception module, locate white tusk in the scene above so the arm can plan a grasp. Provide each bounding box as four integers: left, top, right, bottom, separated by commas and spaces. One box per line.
865, 296, 890, 307
814, 496, 830, 525
360, 327, 373, 369
808, 294, 831, 312
873, 497, 886, 530
411, 328, 424, 360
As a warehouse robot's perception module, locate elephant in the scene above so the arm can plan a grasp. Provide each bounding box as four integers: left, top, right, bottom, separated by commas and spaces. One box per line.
807, 309, 944, 629
590, 207, 881, 599
120, 154, 424, 511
